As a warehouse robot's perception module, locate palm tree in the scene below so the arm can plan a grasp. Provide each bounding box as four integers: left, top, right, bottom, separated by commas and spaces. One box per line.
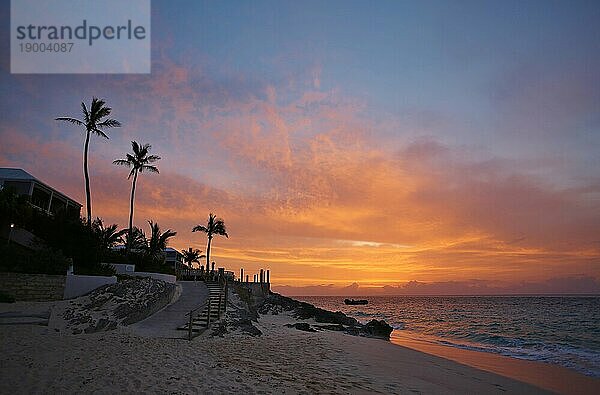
92, 217, 127, 251
113, 141, 160, 246
123, 226, 147, 252
146, 220, 177, 260
192, 213, 228, 270
56, 98, 121, 226
181, 247, 205, 269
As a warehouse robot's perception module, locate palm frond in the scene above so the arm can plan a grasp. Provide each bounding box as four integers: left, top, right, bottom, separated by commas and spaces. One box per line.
55, 117, 83, 126
141, 165, 159, 174
113, 159, 131, 166
146, 155, 161, 162
139, 144, 150, 157
96, 119, 121, 129
159, 229, 177, 244
81, 102, 90, 124
132, 141, 141, 155
93, 106, 111, 121
192, 225, 208, 233
93, 128, 109, 139
90, 97, 106, 116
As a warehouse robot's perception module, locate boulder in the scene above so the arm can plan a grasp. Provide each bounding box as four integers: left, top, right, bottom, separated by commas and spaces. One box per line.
363, 319, 393, 339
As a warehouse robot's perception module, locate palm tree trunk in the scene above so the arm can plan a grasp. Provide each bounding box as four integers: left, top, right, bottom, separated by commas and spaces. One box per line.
206, 235, 212, 271
128, 170, 138, 245
83, 130, 92, 226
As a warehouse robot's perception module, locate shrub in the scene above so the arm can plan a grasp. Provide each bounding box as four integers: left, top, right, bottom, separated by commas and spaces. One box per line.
0, 243, 69, 275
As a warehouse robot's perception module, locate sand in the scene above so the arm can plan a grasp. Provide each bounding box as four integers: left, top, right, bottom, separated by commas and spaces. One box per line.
0, 308, 576, 394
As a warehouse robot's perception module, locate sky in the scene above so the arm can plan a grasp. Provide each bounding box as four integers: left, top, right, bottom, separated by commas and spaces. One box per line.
1, 0, 599, 295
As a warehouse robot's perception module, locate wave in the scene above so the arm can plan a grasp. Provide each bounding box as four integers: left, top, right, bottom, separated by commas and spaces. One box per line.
298, 295, 600, 378
402, 330, 600, 378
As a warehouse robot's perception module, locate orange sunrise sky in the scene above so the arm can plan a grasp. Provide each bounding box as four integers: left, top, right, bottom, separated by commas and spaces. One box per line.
1, 1, 599, 295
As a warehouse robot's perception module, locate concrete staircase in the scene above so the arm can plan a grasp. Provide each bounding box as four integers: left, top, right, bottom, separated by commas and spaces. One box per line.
178, 281, 226, 336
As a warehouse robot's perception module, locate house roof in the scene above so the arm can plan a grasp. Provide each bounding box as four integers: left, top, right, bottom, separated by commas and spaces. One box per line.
0, 167, 82, 207
0, 168, 37, 181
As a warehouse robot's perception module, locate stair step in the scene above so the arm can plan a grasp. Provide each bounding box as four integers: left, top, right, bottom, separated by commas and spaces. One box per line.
195, 313, 219, 318
196, 314, 220, 319
196, 315, 220, 321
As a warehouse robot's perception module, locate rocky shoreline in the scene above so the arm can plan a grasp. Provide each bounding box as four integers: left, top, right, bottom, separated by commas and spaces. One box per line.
262, 292, 393, 339
221, 289, 393, 340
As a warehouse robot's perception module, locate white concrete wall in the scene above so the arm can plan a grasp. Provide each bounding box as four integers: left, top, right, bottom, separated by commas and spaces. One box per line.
63, 274, 117, 299
107, 263, 136, 274
132, 271, 177, 283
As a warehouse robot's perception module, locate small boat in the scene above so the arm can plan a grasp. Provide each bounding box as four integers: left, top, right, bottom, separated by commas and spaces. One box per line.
344, 298, 368, 305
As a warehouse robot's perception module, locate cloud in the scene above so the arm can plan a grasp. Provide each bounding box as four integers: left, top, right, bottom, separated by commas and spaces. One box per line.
1, 55, 599, 291
273, 276, 600, 296
490, 57, 600, 139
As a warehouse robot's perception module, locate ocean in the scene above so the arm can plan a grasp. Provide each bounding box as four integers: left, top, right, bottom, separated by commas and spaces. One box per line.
296, 295, 600, 378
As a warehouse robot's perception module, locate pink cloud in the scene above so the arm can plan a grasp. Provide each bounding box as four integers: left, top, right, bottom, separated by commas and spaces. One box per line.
1, 59, 599, 289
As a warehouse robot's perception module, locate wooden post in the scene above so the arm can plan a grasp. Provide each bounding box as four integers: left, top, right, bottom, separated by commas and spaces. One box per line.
207, 300, 211, 327
240, 268, 244, 283
267, 270, 270, 284
260, 269, 264, 283
246, 274, 249, 283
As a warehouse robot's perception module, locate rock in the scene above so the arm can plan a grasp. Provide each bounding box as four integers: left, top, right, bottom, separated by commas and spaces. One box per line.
286, 322, 316, 332
363, 319, 393, 339
210, 322, 229, 337
262, 293, 359, 326
258, 292, 394, 340
237, 319, 262, 336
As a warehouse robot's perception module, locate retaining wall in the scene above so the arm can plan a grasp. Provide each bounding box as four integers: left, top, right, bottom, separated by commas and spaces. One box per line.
0, 272, 66, 301
63, 273, 117, 299
238, 282, 271, 297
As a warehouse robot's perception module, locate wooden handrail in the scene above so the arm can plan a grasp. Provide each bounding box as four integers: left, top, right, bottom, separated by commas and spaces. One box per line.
187, 300, 208, 341
185, 279, 228, 341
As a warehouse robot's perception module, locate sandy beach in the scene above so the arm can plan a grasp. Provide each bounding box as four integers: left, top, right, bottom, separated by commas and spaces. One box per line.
3, 303, 595, 395
2, 1, 600, 393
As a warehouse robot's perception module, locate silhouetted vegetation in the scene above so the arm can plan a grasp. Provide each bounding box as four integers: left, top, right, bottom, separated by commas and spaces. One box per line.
181, 248, 205, 269
1, 99, 179, 277
0, 188, 115, 275
192, 213, 228, 270
113, 141, 160, 249
103, 221, 177, 274
56, 98, 121, 226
